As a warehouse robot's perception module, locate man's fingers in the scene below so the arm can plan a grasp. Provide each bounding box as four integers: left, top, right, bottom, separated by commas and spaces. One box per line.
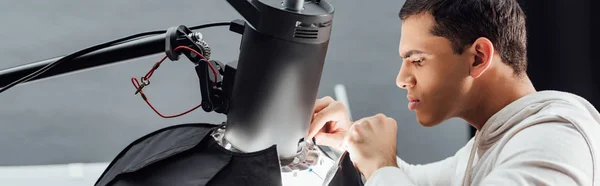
313, 96, 335, 114
386, 117, 398, 131
314, 132, 344, 149
343, 125, 360, 159
352, 117, 369, 125
307, 101, 346, 139
342, 127, 352, 152
310, 96, 336, 123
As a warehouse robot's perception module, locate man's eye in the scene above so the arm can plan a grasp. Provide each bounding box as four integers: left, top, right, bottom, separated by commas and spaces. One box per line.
412, 59, 424, 63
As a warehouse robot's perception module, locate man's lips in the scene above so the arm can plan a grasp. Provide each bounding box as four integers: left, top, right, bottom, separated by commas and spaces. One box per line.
407, 96, 420, 111
408, 100, 420, 111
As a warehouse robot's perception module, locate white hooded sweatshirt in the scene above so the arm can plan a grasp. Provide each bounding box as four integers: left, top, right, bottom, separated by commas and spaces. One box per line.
365, 90, 600, 186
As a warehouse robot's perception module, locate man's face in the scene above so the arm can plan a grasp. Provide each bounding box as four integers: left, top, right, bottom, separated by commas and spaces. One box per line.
397, 13, 472, 127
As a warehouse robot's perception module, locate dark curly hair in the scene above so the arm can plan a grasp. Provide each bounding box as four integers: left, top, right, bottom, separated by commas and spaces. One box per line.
400, 0, 528, 76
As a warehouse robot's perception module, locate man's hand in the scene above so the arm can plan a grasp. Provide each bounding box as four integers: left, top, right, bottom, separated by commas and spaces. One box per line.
306, 96, 353, 151
344, 114, 399, 180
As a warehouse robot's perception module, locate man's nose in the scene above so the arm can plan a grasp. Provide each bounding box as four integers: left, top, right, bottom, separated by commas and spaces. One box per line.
396, 67, 415, 89
396, 76, 415, 89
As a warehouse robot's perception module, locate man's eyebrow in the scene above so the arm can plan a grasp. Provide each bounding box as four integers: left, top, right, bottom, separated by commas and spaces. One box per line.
400, 50, 428, 59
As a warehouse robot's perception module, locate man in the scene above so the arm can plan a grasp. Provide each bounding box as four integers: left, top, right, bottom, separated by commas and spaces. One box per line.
307, 0, 600, 185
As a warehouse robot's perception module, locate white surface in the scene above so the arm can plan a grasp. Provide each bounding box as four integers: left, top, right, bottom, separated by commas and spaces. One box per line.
0, 162, 109, 186
0, 152, 336, 186
282, 155, 336, 186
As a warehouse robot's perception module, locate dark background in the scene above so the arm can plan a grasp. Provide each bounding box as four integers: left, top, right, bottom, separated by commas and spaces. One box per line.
469, 0, 600, 136
520, 0, 599, 107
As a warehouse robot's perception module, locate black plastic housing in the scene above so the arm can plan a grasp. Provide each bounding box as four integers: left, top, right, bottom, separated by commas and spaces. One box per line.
224, 0, 335, 159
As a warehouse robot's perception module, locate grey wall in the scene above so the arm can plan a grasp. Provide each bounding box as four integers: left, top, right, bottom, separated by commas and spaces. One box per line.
0, 0, 469, 166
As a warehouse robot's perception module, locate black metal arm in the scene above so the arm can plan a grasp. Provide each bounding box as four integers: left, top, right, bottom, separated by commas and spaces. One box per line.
0, 22, 243, 114
0, 34, 165, 88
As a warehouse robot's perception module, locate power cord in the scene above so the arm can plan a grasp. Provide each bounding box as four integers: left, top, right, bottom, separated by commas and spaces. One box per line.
131, 46, 218, 118
0, 22, 231, 94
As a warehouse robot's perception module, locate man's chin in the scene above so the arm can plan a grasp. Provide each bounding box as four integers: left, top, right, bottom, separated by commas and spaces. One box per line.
416, 113, 443, 127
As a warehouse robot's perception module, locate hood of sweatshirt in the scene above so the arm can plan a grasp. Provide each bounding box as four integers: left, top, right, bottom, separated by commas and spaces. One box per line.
464, 90, 600, 186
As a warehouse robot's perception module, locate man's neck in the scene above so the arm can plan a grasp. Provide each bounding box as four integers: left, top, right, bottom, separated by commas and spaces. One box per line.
462, 74, 537, 130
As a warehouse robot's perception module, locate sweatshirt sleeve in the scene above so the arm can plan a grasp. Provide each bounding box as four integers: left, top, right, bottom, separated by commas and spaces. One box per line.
365, 138, 475, 186
477, 122, 593, 186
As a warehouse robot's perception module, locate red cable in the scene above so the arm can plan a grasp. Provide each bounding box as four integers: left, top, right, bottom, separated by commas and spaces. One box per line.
131, 46, 219, 118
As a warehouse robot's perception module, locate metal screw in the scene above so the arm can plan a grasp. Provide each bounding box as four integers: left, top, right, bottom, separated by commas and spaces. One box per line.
189, 32, 203, 41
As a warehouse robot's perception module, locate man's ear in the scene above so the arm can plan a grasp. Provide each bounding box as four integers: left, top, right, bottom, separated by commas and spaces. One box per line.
468, 37, 494, 78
